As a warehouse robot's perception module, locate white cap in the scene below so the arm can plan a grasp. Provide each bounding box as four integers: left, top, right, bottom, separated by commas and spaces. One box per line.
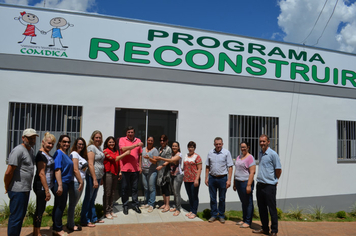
23, 128, 39, 137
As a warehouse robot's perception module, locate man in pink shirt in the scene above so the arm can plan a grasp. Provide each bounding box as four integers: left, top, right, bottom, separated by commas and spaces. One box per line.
118, 126, 143, 215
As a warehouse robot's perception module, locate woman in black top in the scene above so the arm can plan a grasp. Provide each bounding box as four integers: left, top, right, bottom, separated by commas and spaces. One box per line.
33, 132, 56, 236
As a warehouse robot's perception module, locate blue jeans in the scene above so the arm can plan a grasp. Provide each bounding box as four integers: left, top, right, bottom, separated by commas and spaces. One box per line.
67, 181, 84, 228
142, 171, 157, 207
208, 175, 227, 219
81, 174, 101, 224
184, 180, 200, 214
235, 180, 254, 225
7, 191, 30, 236
171, 174, 184, 211
53, 181, 70, 231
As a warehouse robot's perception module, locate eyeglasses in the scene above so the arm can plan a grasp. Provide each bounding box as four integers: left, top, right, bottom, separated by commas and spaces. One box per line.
160, 140, 165, 142
62, 141, 71, 144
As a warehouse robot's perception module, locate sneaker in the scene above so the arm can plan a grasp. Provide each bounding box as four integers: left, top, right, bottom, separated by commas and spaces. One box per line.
148, 206, 154, 213
219, 217, 225, 224
208, 217, 216, 222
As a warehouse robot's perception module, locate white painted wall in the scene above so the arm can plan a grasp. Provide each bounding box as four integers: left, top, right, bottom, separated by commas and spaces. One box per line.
1, 69, 355, 207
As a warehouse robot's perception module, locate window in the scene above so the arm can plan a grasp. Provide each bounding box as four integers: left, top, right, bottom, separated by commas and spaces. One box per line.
229, 115, 279, 160
7, 102, 83, 155
337, 120, 356, 162
114, 108, 177, 147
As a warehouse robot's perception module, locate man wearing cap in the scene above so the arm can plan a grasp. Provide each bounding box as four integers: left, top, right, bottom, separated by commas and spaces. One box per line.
205, 137, 233, 224
4, 128, 38, 236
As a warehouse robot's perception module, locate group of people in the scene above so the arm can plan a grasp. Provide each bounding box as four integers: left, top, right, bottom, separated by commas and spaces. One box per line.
203, 135, 281, 236
114, 127, 203, 220
138, 134, 202, 219
4, 127, 282, 236
4, 129, 128, 236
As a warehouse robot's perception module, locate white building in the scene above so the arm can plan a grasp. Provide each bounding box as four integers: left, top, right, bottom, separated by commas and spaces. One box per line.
1, 3, 355, 212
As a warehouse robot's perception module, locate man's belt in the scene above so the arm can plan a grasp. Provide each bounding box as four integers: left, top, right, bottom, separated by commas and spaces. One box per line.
211, 174, 227, 178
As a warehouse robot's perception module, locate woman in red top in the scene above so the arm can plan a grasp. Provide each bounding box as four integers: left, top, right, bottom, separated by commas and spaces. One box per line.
102, 136, 130, 219
183, 141, 202, 219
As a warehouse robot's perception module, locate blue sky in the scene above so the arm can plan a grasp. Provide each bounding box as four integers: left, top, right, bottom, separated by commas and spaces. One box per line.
2, 0, 356, 53
97, 0, 284, 42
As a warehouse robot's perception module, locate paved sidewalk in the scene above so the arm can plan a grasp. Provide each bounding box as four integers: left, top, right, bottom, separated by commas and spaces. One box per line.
7, 220, 356, 236
99, 204, 202, 225
1, 202, 355, 236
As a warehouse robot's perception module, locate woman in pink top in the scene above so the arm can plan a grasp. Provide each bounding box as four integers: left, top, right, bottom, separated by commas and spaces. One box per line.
233, 141, 256, 228
183, 141, 202, 219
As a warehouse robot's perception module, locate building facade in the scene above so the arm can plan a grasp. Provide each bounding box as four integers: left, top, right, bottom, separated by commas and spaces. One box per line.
1, 3, 355, 212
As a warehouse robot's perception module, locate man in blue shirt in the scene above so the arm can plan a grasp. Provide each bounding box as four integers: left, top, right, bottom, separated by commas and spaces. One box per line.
205, 137, 233, 223
253, 134, 282, 236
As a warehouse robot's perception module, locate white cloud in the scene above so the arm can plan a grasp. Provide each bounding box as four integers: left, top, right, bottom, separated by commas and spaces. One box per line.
3, 0, 96, 12
34, 0, 96, 12
277, 0, 356, 53
4, 0, 30, 5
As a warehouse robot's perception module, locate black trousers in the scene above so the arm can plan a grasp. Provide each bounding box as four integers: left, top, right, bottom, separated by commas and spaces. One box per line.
121, 171, 139, 207
256, 182, 278, 233
33, 189, 47, 228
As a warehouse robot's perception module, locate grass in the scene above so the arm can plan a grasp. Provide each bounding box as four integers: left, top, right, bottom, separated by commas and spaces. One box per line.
0, 201, 85, 228
1, 202, 356, 227
308, 205, 324, 220
196, 207, 356, 223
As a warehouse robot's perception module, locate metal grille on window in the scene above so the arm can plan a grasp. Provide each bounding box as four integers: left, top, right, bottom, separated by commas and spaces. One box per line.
7, 102, 82, 156
337, 120, 356, 160
229, 115, 279, 160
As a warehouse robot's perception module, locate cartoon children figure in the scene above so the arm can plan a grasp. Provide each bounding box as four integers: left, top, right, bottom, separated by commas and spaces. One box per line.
43, 17, 74, 48
15, 12, 42, 44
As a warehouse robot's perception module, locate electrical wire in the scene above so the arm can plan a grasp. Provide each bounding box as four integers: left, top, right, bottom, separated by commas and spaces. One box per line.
313, 0, 340, 46
300, 0, 328, 44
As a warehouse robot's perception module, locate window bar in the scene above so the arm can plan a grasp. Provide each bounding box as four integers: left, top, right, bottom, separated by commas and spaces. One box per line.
144, 110, 148, 143
60, 106, 64, 133
76, 106, 79, 134
10, 103, 16, 151
50, 104, 53, 132
55, 105, 58, 132
64, 106, 68, 135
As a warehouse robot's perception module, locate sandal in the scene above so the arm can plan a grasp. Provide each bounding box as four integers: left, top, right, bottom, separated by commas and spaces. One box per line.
161, 208, 170, 213
95, 220, 105, 223
68, 224, 82, 231
106, 214, 113, 219
169, 208, 176, 212
52, 231, 68, 236
240, 223, 250, 228
159, 205, 166, 209
185, 212, 192, 217
81, 222, 96, 227
173, 210, 180, 216
188, 213, 196, 219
